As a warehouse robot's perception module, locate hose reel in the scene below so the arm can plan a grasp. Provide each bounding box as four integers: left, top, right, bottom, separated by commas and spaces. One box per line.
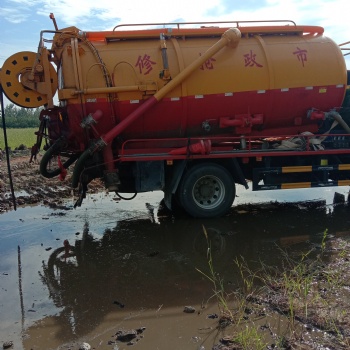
0, 51, 57, 108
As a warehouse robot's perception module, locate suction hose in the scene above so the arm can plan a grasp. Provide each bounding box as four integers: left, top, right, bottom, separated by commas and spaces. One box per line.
71, 148, 93, 188
40, 139, 79, 178
326, 110, 350, 134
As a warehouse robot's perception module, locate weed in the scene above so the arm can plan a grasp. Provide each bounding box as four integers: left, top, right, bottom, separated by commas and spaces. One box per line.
233, 326, 266, 350
321, 228, 328, 252
233, 255, 258, 296
197, 226, 268, 349
196, 226, 233, 317
197, 226, 350, 349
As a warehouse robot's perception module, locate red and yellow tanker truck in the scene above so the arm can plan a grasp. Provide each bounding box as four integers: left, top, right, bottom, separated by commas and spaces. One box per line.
1, 15, 350, 217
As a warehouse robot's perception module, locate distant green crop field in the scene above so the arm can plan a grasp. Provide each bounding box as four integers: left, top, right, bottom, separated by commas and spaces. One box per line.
0, 128, 37, 149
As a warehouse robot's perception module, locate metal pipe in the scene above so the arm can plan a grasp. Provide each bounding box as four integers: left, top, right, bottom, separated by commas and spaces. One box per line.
160, 33, 170, 80
74, 85, 145, 95
49, 13, 59, 31
102, 27, 241, 145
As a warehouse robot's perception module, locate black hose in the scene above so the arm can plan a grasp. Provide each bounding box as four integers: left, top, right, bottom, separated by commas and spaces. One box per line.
72, 148, 93, 188
40, 139, 79, 178
0, 84, 16, 210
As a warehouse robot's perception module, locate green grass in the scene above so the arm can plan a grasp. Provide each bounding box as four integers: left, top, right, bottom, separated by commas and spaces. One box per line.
0, 128, 37, 149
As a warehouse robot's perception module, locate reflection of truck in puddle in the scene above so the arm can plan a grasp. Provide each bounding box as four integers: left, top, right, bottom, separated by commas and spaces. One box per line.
37, 199, 350, 339
2, 16, 350, 218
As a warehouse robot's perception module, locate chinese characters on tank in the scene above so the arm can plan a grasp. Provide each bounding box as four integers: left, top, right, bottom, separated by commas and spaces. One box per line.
199, 53, 217, 70
242, 47, 308, 68
134, 46, 308, 75
244, 50, 263, 67
135, 54, 156, 75
293, 47, 308, 67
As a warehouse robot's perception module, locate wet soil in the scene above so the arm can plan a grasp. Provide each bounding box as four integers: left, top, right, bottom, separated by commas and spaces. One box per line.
1, 152, 350, 349
0, 151, 104, 213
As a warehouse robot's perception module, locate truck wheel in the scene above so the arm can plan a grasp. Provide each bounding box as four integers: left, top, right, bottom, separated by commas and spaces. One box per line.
178, 163, 235, 218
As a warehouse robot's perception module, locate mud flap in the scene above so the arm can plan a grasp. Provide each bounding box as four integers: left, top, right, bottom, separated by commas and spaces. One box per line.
229, 158, 249, 189
163, 160, 187, 210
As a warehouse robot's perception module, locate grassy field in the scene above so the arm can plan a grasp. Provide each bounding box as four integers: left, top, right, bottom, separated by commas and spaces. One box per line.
0, 128, 37, 149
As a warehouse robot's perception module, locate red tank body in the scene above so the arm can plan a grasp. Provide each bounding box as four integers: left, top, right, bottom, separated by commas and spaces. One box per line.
51, 22, 347, 151
1, 21, 347, 149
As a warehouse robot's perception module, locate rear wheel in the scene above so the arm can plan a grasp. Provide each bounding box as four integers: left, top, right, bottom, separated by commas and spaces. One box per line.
178, 163, 235, 218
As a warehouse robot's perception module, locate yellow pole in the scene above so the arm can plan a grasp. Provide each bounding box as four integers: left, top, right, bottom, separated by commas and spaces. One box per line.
102, 27, 241, 144
154, 27, 241, 101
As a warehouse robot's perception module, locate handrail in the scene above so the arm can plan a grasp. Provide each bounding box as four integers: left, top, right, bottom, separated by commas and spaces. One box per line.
85, 24, 322, 42
119, 133, 350, 154
113, 20, 297, 31
339, 40, 350, 56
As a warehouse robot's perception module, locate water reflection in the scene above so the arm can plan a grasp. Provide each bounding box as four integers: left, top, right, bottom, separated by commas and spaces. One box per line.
34, 199, 350, 343
1, 193, 349, 349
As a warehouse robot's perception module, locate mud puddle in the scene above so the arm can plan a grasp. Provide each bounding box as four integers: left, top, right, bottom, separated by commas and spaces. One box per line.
1, 184, 350, 349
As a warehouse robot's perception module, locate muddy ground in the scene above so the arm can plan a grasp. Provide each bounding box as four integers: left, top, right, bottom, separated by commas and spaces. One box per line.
0, 151, 105, 213
1, 151, 350, 349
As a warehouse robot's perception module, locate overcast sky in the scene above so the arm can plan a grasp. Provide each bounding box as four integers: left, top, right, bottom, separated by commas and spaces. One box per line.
1, 0, 349, 67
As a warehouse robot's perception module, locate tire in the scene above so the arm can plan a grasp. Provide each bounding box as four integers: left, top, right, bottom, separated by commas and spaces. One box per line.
178, 163, 235, 218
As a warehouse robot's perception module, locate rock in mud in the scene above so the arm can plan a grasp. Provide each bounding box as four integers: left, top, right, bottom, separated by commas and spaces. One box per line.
183, 306, 196, 313
136, 327, 146, 334
212, 336, 242, 350
2, 341, 13, 349
113, 300, 125, 308
78, 343, 91, 350
115, 329, 137, 342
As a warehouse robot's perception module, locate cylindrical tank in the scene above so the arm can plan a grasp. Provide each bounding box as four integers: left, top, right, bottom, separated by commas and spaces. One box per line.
56, 24, 347, 141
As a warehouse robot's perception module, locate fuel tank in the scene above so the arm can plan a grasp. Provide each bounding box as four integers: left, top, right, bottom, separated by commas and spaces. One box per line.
55, 23, 347, 141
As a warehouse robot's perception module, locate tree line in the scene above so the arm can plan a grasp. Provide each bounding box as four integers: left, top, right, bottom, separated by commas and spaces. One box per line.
0, 104, 41, 128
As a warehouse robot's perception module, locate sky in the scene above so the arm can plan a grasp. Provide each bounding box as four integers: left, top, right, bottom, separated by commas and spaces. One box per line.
1, 0, 350, 69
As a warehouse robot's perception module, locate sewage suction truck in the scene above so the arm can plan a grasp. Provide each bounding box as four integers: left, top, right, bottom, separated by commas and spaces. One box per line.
1, 15, 350, 217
